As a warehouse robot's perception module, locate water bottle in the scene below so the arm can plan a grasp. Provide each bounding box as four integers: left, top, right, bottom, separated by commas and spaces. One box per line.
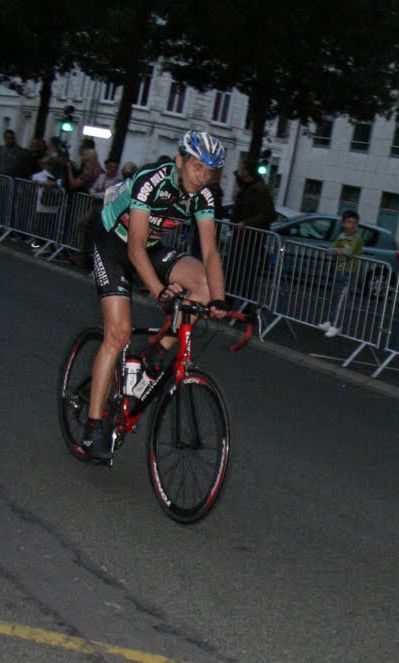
124, 355, 141, 395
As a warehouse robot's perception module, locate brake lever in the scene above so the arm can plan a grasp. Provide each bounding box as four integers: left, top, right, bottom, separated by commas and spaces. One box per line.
171, 297, 181, 334
256, 308, 265, 343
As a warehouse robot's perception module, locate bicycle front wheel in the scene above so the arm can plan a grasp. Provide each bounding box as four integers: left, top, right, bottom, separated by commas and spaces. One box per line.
58, 327, 124, 459
147, 370, 230, 523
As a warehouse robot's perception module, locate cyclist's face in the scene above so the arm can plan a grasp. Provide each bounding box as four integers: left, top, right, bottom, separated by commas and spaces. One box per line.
176, 155, 213, 193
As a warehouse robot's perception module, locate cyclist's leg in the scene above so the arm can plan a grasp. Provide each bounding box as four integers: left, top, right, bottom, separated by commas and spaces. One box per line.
83, 221, 133, 459
160, 256, 210, 351
169, 255, 210, 302
88, 295, 132, 419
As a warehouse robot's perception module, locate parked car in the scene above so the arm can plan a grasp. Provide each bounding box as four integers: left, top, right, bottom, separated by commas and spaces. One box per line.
220, 203, 299, 223
274, 205, 301, 221
271, 213, 399, 294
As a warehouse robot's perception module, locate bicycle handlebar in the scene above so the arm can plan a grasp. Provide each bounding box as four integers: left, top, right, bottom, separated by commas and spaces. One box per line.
150, 293, 262, 352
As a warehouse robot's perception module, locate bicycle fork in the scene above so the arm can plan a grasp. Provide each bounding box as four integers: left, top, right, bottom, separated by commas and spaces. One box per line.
174, 319, 202, 450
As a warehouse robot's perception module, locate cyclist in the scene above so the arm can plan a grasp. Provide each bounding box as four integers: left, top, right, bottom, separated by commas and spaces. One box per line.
82, 130, 228, 461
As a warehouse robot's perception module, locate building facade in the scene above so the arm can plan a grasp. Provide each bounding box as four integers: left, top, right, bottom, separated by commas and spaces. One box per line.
276, 116, 399, 240
0, 67, 254, 203
2, 69, 399, 237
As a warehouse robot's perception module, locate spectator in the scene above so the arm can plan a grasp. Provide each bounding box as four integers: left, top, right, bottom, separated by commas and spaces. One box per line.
46, 137, 69, 187
120, 161, 137, 180
318, 210, 363, 338
69, 159, 120, 267
89, 159, 119, 202
231, 160, 276, 230
29, 156, 60, 249
228, 160, 276, 306
15, 137, 47, 179
66, 148, 103, 194
0, 129, 25, 177
79, 137, 96, 155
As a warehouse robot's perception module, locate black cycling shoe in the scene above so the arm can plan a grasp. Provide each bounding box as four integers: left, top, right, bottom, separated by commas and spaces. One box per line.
140, 342, 167, 380
81, 419, 112, 461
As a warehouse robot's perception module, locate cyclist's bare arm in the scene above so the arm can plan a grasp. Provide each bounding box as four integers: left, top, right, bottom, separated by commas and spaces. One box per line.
197, 218, 226, 319
127, 208, 182, 300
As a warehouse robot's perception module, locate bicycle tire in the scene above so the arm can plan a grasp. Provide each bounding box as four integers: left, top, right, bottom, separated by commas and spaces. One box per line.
147, 369, 230, 523
58, 327, 125, 460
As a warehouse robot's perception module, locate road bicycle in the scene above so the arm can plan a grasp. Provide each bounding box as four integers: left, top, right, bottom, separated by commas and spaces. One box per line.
58, 295, 256, 523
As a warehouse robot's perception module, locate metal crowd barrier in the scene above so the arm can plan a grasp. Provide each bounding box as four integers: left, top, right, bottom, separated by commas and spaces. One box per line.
161, 220, 192, 254
2, 177, 399, 379
371, 280, 399, 378
58, 191, 95, 256
0, 175, 15, 232
0, 178, 66, 260
215, 219, 282, 312
260, 239, 392, 368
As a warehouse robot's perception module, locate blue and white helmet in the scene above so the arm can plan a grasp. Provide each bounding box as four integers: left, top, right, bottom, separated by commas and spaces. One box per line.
179, 130, 225, 169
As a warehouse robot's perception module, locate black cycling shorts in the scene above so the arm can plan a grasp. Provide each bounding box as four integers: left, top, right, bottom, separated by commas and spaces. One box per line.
91, 220, 189, 298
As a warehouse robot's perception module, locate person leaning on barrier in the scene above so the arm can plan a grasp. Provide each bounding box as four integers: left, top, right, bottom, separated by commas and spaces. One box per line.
318, 210, 363, 338
66, 148, 103, 194
231, 160, 276, 231
29, 156, 60, 250
228, 160, 276, 306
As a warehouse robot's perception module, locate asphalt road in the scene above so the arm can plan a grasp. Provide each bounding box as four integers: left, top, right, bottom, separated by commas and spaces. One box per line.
1, 247, 399, 663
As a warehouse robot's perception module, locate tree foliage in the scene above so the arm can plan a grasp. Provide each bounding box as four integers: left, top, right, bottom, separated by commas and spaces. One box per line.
161, 0, 399, 161
0, 0, 100, 137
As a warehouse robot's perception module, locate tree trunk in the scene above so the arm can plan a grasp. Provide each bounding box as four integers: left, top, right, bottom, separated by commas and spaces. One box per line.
108, 2, 151, 162
108, 76, 140, 162
33, 70, 55, 139
247, 92, 270, 165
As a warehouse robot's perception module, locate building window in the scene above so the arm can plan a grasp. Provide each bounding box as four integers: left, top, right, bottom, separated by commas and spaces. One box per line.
350, 121, 372, 153
313, 119, 333, 148
276, 116, 289, 139
166, 82, 186, 114
377, 191, 399, 235
101, 82, 117, 102
76, 73, 87, 100
301, 178, 323, 213
61, 73, 71, 99
338, 185, 361, 216
212, 89, 231, 124
133, 68, 153, 107
390, 124, 399, 157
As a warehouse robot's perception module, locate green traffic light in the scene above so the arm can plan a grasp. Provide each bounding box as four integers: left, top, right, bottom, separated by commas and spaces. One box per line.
61, 121, 74, 133
257, 164, 268, 176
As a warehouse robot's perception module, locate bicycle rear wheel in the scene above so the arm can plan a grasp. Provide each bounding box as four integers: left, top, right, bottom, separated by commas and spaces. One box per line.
147, 370, 230, 523
58, 327, 124, 459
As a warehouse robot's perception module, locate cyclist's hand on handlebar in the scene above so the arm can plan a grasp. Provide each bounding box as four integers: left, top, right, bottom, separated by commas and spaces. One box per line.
156, 283, 184, 307
208, 299, 229, 320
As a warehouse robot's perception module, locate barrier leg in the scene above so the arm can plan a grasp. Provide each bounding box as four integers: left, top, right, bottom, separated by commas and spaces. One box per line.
261, 314, 297, 342
228, 299, 250, 326
342, 341, 367, 368
372, 351, 398, 378
0, 228, 12, 242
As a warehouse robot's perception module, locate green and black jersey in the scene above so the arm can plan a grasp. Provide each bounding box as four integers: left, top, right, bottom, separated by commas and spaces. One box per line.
101, 159, 215, 245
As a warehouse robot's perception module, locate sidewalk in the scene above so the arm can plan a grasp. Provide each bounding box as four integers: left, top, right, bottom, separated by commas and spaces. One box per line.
2, 235, 399, 401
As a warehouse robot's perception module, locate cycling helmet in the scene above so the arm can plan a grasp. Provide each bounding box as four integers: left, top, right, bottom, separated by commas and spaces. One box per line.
179, 130, 225, 169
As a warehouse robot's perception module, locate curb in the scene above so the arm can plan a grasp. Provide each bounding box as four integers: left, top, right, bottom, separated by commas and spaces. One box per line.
3, 242, 399, 402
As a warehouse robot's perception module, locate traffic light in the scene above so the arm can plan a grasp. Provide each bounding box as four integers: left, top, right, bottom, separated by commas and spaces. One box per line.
60, 105, 75, 133
257, 149, 271, 177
